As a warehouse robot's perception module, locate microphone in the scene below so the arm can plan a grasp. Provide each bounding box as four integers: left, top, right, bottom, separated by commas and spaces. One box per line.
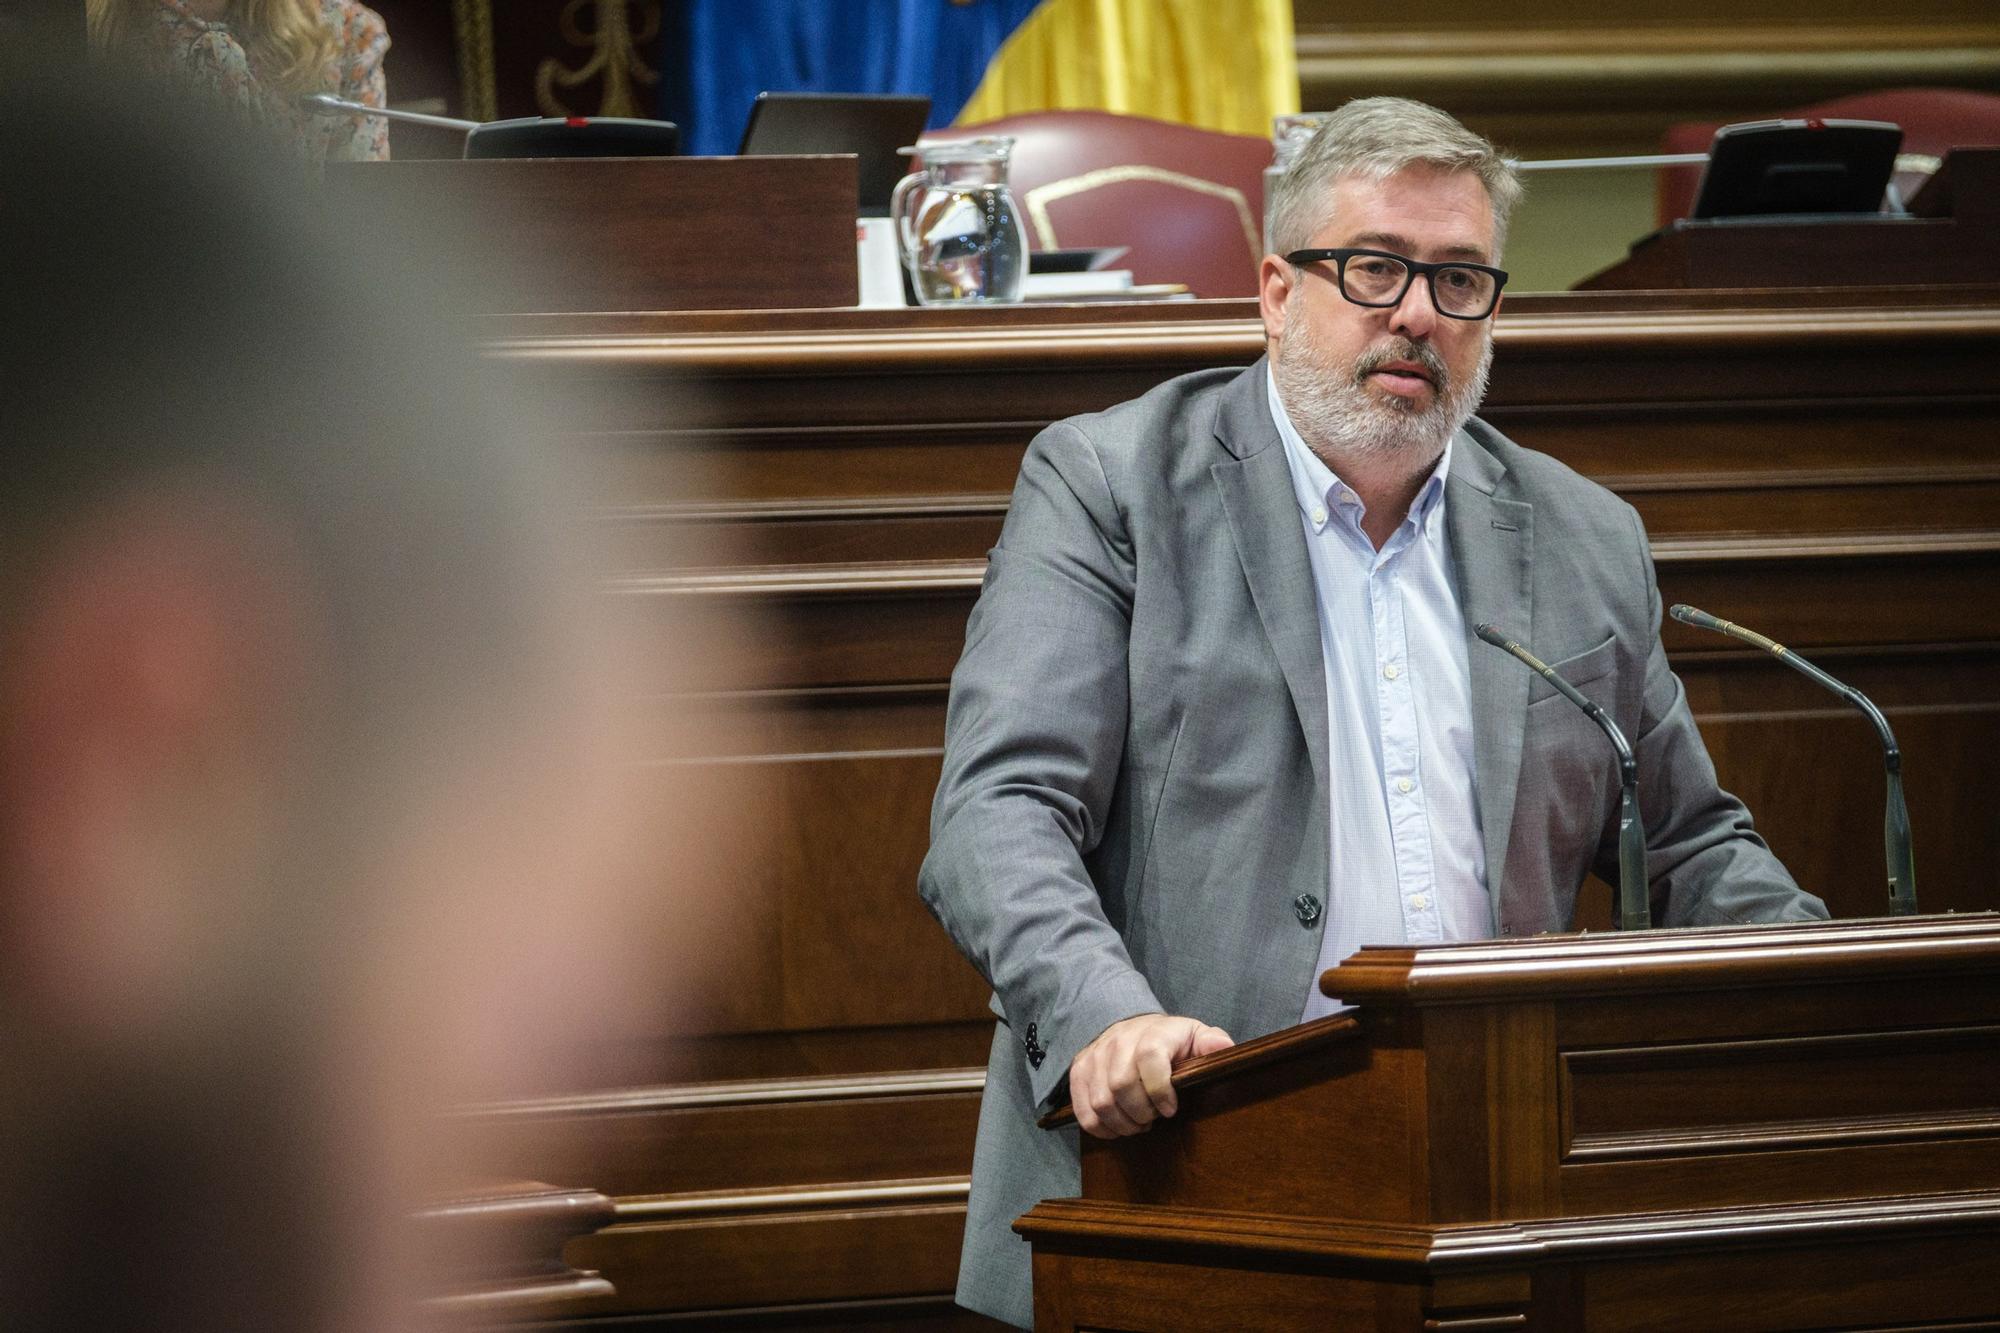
1669, 604, 1916, 916
301, 92, 479, 133
300, 94, 683, 159
1475, 624, 1651, 931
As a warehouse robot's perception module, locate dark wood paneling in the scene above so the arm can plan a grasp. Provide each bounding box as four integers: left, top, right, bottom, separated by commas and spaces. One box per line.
1578, 1227, 2000, 1331
1079, 1020, 1430, 1225
618, 747, 984, 1032
1542, 966, 2000, 1218
466, 1079, 982, 1199
464, 290, 2000, 1327
524, 1297, 1008, 1331
567, 1202, 971, 1314
1560, 1026, 2000, 1157
1040, 1250, 1426, 1330
530, 1023, 992, 1097
419, 1182, 617, 1323
329, 157, 859, 313
1561, 1128, 2000, 1220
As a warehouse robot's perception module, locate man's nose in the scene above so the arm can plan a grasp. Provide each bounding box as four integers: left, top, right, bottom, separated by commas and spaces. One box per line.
1389, 272, 1439, 338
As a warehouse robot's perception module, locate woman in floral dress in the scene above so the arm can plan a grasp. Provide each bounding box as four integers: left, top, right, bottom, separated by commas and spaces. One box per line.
87, 0, 391, 162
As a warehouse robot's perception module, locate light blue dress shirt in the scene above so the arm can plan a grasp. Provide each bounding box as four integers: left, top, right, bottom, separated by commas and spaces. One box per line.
1264, 370, 1493, 1020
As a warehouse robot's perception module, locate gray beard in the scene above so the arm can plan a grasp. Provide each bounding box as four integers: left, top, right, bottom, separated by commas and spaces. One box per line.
1273, 321, 1493, 480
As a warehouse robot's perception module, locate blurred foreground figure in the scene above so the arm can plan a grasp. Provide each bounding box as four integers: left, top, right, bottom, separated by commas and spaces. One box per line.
0, 53, 674, 1331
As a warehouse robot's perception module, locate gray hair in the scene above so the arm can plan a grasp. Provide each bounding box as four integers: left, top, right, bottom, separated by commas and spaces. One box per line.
1268, 96, 1522, 259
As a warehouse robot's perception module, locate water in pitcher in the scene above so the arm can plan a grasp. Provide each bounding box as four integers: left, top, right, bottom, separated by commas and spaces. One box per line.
906, 184, 1025, 303
893, 137, 1027, 305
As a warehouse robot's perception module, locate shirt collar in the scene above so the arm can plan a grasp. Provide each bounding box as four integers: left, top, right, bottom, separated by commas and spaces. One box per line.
1265, 364, 1453, 536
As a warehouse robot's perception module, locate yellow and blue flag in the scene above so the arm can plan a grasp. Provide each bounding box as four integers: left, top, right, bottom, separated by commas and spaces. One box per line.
659, 0, 1297, 157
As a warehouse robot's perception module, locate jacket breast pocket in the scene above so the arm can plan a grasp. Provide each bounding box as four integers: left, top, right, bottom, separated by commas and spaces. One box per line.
1526, 632, 1619, 706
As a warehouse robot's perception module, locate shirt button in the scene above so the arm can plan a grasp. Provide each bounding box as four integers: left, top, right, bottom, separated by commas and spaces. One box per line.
1293, 893, 1322, 926
1410, 894, 1430, 911
1383, 664, 1401, 680
1396, 776, 1414, 794
1311, 506, 1326, 525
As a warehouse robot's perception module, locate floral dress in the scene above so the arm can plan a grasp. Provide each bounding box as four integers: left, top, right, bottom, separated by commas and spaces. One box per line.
143, 0, 391, 162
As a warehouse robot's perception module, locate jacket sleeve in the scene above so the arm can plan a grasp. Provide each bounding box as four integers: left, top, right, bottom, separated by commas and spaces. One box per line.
919, 420, 1164, 1111
1604, 502, 1830, 925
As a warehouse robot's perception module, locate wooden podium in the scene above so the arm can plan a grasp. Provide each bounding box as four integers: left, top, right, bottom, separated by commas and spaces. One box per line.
1575, 148, 2000, 291
1019, 916, 2000, 1330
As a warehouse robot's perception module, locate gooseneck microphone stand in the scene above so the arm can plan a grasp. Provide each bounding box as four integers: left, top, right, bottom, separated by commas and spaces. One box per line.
1670, 604, 1917, 916
1476, 624, 1652, 931
301, 92, 478, 132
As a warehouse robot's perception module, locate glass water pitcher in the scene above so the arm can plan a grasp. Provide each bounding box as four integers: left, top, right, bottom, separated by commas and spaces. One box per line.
891, 136, 1027, 305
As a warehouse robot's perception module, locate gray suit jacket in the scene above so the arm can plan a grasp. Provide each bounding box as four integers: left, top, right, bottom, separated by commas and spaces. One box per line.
919, 361, 1826, 1328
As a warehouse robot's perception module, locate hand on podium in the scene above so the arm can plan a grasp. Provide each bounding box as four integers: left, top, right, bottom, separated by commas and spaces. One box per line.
1070, 1013, 1235, 1138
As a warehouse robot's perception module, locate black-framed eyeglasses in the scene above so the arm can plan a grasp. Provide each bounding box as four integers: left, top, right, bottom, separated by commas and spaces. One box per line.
1284, 247, 1508, 321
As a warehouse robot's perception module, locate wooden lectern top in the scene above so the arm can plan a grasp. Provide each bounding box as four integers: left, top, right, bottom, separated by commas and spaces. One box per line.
1323, 912, 2000, 1002
1044, 914, 2000, 1129
1023, 915, 2000, 1330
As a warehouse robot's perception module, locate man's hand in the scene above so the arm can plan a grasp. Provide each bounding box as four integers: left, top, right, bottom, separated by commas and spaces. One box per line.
1068, 1013, 1235, 1139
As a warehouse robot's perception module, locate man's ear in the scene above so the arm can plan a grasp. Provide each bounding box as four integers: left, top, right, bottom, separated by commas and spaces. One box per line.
0, 485, 318, 1042
1258, 254, 1294, 347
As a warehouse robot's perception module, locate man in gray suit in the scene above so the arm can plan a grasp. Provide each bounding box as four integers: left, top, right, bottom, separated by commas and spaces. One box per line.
920, 97, 1827, 1329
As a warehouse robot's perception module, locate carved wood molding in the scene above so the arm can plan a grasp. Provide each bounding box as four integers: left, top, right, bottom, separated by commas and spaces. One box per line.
1294, 23, 2000, 113
635, 493, 1014, 525
1649, 529, 2000, 565
415, 1180, 617, 1319
484, 302, 2000, 371
1325, 914, 2000, 1004
614, 1174, 969, 1222
459, 1066, 985, 1119
1018, 1189, 2000, 1267
484, 317, 1264, 370
1559, 1021, 2000, 1157
1589, 463, 2000, 495
604, 526, 2000, 603
610, 561, 988, 599
630, 463, 2000, 520
1299, 23, 2000, 61
1496, 303, 2000, 349
621, 501, 2000, 554
534, 0, 660, 119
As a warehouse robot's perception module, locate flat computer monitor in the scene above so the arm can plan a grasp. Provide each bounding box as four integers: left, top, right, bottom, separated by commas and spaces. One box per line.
739, 92, 932, 216
1691, 118, 1903, 219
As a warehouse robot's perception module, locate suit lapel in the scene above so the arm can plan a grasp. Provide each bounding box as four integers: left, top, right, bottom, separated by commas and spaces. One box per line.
1209, 362, 1330, 792
1445, 424, 1534, 927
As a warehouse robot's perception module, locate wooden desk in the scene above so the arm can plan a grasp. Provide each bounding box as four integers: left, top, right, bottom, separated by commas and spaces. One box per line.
328, 156, 860, 312
462, 289, 2000, 1328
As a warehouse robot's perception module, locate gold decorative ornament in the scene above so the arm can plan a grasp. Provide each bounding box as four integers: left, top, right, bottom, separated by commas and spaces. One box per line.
536, 0, 661, 119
